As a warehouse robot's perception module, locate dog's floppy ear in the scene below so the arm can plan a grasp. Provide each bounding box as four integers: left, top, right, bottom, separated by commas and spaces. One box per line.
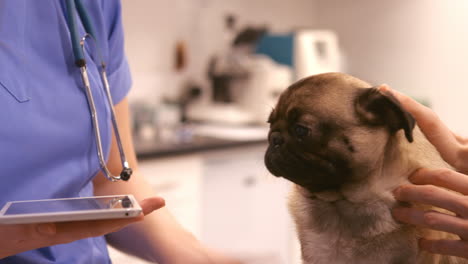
355, 87, 415, 142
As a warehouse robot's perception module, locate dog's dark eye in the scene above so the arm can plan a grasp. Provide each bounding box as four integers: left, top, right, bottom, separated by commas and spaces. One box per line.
294, 124, 309, 137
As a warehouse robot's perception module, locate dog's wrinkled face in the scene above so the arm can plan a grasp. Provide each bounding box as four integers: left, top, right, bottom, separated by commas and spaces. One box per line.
264, 73, 415, 193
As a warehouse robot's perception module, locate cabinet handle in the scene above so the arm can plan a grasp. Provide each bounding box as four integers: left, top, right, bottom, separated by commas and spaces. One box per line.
153, 182, 179, 192
243, 175, 257, 187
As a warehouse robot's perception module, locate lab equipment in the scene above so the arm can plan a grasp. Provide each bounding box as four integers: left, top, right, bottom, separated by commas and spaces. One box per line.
256, 29, 342, 80
187, 26, 292, 125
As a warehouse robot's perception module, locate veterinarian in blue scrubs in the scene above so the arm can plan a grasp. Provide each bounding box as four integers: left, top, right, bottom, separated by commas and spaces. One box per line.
0, 1, 240, 263
384, 86, 468, 260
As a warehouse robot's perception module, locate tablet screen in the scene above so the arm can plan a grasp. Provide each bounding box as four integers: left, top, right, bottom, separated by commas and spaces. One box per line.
4, 196, 132, 215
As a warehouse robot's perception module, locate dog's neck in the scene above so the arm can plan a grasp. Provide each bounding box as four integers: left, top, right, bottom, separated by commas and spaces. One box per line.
292, 185, 401, 242
313, 190, 344, 202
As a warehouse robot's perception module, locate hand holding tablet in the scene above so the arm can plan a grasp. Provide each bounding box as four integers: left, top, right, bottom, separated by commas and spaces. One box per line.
0, 195, 142, 224
0, 196, 165, 258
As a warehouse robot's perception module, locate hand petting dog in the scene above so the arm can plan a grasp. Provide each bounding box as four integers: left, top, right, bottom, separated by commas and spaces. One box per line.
384, 86, 468, 260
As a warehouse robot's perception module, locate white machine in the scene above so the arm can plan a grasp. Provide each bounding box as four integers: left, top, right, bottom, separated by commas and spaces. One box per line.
187, 29, 341, 126
294, 30, 342, 80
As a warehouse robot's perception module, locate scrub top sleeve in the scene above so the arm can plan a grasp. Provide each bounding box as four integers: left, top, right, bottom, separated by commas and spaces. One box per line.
103, 0, 132, 105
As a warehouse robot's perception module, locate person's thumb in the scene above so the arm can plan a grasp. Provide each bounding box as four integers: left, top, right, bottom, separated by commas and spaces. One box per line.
139, 197, 165, 215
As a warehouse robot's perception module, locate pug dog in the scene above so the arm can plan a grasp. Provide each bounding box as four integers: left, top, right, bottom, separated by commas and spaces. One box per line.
264, 72, 466, 264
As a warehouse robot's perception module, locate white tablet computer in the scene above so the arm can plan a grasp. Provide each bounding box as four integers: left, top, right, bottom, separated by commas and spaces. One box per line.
0, 195, 142, 224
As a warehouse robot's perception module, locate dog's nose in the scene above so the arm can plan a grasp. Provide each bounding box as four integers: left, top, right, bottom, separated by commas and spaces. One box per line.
270, 132, 284, 148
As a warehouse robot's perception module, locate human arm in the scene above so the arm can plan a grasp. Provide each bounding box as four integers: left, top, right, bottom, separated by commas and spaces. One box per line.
380, 85, 468, 258
93, 98, 242, 264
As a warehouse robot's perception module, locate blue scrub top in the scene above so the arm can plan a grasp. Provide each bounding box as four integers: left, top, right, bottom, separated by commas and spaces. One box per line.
0, 0, 132, 263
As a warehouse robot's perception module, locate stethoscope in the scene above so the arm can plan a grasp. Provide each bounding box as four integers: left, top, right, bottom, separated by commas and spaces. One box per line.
65, 0, 132, 182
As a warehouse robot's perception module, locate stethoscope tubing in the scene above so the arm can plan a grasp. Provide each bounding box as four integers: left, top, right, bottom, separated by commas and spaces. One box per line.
65, 0, 132, 181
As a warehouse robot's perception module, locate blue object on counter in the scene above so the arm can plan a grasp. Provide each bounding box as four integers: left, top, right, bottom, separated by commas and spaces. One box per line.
255, 33, 294, 67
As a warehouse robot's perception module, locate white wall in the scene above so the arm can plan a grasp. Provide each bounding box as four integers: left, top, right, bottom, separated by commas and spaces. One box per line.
121, 0, 201, 102
314, 0, 468, 135
122, 1, 468, 134
121, 0, 318, 103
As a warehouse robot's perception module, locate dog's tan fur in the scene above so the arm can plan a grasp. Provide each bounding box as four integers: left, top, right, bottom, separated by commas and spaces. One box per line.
290, 127, 463, 264
265, 73, 467, 264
